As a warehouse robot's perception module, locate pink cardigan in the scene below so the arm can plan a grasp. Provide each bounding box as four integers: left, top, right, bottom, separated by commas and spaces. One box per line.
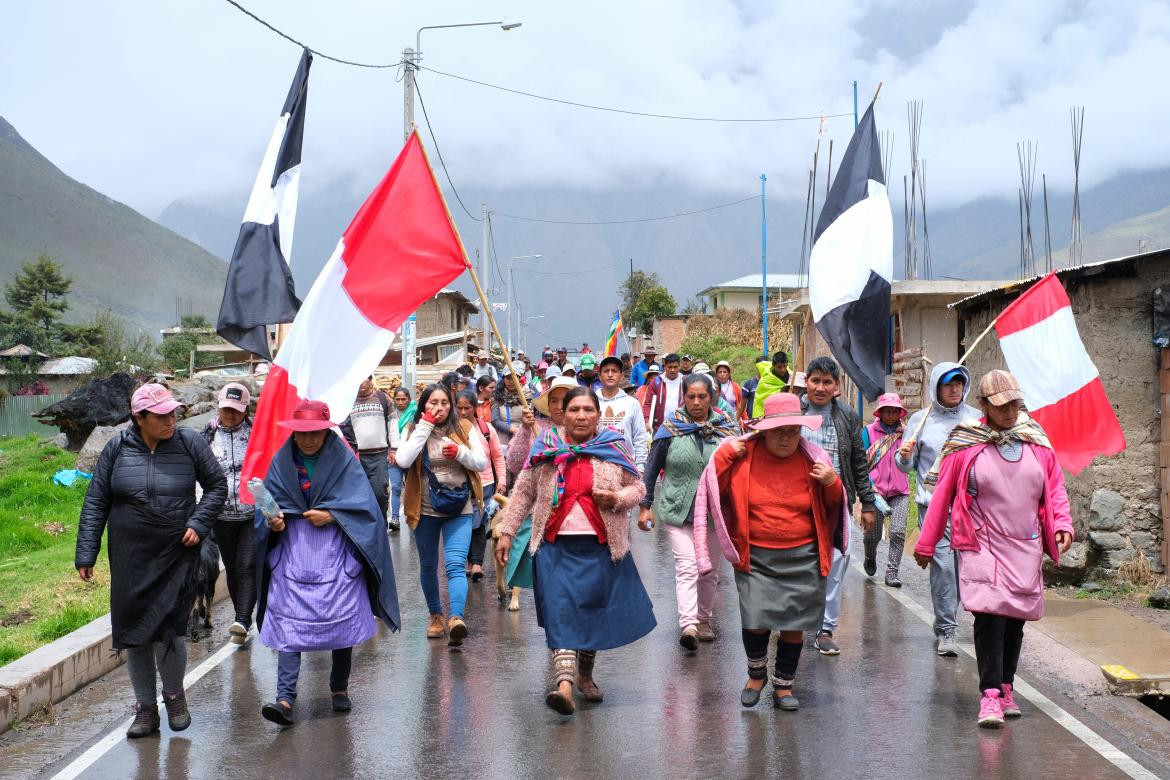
915, 443, 1074, 563
693, 434, 851, 575
497, 458, 645, 561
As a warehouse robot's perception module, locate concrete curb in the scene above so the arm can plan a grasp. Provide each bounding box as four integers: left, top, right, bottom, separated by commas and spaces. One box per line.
0, 567, 227, 734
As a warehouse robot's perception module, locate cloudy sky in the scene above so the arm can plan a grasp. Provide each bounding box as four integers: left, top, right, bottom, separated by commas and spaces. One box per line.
4, 0, 1169, 222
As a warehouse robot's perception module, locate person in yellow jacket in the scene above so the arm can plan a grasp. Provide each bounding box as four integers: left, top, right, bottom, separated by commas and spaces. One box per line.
751, 352, 790, 417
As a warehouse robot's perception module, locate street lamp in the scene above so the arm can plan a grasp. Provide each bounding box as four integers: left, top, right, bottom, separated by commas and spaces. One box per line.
402, 20, 522, 141
508, 254, 542, 355
524, 315, 545, 355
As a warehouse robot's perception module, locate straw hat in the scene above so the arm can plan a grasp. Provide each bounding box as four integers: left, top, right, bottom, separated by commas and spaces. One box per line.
533, 376, 579, 416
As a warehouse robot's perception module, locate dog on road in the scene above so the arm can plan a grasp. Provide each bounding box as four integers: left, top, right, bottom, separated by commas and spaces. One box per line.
187, 535, 220, 640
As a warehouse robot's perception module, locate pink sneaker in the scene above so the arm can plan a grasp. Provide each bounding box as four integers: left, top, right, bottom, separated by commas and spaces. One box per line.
978, 689, 1004, 728
1001, 683, 1021, 718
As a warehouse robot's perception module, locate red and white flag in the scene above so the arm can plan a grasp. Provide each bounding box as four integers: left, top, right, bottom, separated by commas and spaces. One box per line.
242, 130, 467, 487
994, 273, 1125, 472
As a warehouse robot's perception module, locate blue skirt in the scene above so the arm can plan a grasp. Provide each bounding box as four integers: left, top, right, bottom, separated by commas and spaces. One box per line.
505, 516, 535, 589
532, 535, 657, 651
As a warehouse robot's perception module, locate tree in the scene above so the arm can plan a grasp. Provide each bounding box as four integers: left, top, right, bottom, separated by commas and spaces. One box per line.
630, 285, 677, 337
681, 298, 708, 315
4, 254, 72, 347
86, 310, 160, 375
618, 270, 661, 329
180, 314, 211, 329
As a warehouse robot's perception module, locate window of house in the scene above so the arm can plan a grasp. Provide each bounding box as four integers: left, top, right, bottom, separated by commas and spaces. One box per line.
438, 344, 460, 362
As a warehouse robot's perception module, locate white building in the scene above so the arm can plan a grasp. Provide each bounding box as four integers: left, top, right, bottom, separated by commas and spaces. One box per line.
696, 274, 804, 312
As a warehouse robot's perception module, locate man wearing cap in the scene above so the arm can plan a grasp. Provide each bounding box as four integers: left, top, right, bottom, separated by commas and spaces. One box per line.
680, 355, 694, 376
555, 347, 571, 371
596, 355, 648, 469
473, 353, 499, 383
630, 346, 658, 388
896, 362, 981, 657
200, 383, 258, 644
340, 377, 395, 529
576, 353, 600, 390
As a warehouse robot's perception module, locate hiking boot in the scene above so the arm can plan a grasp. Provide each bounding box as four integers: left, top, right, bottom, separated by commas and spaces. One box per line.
1001, 683, 1022, 717
228, 621, 248, 645
162, 690, 191, 731
863, 555, 877, 576
427, 613, 446, 639
696, 621, 716, 642
126, 702, 160, 739
447, 616, 468, 647
813, 631, 840, 655
679, 626, 699, 652
937, 631, 959, 657
978, 689, 1004, 728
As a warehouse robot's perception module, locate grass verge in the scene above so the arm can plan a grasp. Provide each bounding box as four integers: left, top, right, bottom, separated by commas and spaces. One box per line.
0, 435, 109, 666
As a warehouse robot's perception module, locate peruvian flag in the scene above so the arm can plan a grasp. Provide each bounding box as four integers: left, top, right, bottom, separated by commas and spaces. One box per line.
995, 273, 1125, 472
241, 130, 468, 487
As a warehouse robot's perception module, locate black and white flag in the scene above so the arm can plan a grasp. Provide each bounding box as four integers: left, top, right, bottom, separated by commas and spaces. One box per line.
216, 48, 311, 360
809, 101, 893, 400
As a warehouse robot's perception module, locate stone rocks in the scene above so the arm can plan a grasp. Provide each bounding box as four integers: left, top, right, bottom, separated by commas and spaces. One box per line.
177, 410, 216, 431
32, 373, 136, 450
1088, 531, 1126, 550
185, 401, 217, 418
1081, 581, 1103, 594
1088, 489, 1126, 531
1149, 586, 1170, 610
49, 433, 69, 450
1099, 549, 1135, 570
75, 422, 129, 473
1043, 541, 1089, 585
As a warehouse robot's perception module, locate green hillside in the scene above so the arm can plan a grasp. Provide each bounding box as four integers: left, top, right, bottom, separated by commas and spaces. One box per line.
0, 116, 226, 336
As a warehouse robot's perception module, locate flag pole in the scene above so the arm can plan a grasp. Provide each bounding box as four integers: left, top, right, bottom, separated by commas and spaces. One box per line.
414, 129, 530, 411
906, 316, 998, 444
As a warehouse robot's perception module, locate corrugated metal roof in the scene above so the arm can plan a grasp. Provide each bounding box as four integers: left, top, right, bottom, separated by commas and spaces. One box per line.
697, 274, 805, 296
38, 356, 97, 375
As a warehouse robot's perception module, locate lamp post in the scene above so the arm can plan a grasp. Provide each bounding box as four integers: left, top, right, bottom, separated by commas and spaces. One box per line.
402, 20, 522, 142
524, 315, 545, 355
507, 254, 542, 356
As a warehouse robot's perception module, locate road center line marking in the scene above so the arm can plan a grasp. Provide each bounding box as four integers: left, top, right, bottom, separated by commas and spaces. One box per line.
848, 557, 1158, 780
50, 640, 239, 780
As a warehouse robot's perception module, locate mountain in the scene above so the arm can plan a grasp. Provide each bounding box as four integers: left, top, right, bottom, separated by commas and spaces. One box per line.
156, 165, 1170, 348
0, 116, 226, 337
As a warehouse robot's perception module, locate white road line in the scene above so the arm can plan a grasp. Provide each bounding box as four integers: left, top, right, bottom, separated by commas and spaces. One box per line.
849, 558, 1159, 780
51, 640, 239, 780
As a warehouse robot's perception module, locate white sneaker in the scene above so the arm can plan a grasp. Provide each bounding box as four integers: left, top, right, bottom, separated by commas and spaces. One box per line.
228, 621, 248, 645
936, 632, 959, 657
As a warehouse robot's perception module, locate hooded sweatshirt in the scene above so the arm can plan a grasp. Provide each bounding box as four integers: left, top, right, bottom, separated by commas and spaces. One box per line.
597, 388, 649, 468
895, 361, 982, 505
751, 360, 788, 417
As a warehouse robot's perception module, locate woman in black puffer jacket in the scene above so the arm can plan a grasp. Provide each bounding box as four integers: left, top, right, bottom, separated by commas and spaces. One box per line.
76, 384, 226, 740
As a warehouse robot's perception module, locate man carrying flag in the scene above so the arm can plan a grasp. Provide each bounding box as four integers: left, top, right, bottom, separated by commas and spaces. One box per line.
217, 49, 311, 360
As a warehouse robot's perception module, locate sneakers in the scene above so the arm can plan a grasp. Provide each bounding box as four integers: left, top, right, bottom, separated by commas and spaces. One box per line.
679, 626, 699, 652
426, 614, 446, 638
696, 621, 716, 642
978, 689, 1005, 728
162, 691, 191, 732
884, 574, 902, 588
1001, 683, 1022, 717
937, 631, 959, 657
447, 616, 469, 647
228, 621, 248, 645
863, 556, 877, 576
126, 702, 160, 739
813, 631, 840, 655
388, 517, 401, 532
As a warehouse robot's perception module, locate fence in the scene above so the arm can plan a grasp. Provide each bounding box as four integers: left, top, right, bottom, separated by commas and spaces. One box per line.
0, 394, 67, 438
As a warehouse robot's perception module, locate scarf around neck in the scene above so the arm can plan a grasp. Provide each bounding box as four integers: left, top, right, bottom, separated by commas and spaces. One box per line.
865, 419, 904, 472
528, 427, 639, 508
652, 407, 739, 442
924, 414, 1052, 486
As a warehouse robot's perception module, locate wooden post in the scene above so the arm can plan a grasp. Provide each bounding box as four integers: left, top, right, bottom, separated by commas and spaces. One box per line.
1161, 348, 1170, 570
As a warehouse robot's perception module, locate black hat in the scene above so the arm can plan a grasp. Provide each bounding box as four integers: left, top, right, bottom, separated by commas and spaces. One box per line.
598, 355, 623, 371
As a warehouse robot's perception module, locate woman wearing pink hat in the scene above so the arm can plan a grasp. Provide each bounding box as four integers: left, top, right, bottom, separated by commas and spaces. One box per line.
702, 392, 849, 711
76, 383, 227, 738
861, 392, 911, 587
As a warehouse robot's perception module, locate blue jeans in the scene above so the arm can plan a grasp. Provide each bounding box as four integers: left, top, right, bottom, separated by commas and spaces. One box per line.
820, 546, 850, 633
276, 647, 352, 703
388, 464, 405, 521
919, 502, 959, 637
415, 513, 472, 618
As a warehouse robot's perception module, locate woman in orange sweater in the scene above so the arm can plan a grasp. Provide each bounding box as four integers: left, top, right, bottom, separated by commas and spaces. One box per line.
711, 392, 847, 711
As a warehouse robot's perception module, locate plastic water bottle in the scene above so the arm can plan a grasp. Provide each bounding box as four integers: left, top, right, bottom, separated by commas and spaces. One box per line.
248, 478, 281, 520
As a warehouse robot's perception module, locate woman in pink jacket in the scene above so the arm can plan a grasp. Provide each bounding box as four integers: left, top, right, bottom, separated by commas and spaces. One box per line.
914, 370, 1074, 729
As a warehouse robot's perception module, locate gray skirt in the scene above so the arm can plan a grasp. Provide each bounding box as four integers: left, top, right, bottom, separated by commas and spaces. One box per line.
734, 542, 826, 631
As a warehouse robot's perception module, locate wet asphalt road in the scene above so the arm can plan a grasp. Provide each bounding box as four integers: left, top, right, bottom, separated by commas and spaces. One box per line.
29, 526, 1170, 779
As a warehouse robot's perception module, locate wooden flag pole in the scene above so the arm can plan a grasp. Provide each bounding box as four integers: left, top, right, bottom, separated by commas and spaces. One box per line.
414, 128, 530, 411
905, 316, 998, 445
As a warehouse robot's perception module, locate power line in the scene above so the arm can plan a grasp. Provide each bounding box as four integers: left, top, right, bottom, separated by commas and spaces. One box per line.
493, 195, 760, 225
414, 79, 481, 222
418, 65, 852, 124
221, 0, 399, 68
486, 215, 507, 296
514, 262, 624, 276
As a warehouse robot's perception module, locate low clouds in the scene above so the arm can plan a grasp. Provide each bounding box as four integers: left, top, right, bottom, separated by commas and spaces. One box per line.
2, 0, 1167, 213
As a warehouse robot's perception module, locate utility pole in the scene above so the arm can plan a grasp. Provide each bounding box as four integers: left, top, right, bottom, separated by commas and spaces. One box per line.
480, 204, 490, 352
403, 48, 416, 141
761, 174, 768, 355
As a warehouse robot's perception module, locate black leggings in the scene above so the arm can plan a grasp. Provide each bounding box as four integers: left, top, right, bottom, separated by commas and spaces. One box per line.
972, 612, 1025, 694
215, 517, 257, 628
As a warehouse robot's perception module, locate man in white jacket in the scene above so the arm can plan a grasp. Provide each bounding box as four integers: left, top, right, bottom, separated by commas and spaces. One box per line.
595, 355, 648, 470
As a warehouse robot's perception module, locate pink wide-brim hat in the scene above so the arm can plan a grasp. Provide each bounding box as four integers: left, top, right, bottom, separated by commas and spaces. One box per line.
873, 392, 907, 418
131, 383, 182, 415
277, 399, 336, 431
747, 392, 823, 432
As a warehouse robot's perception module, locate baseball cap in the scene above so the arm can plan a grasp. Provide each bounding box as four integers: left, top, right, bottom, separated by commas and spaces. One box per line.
131, 383, 182, 415
978, 369, 1024, 406
598, 355, 623, 371
939, 367, 967, 385
578, 354, 596, 370
218, 382, 250, 412
646, 363, 662, 375
545, 365, 563, 379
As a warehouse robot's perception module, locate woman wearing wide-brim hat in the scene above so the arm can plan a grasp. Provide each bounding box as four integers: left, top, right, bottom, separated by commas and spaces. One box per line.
256, 399, 399, 727
914, 370, 1073, 728
696, 392, 848, 711
861, 392, 912, 587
